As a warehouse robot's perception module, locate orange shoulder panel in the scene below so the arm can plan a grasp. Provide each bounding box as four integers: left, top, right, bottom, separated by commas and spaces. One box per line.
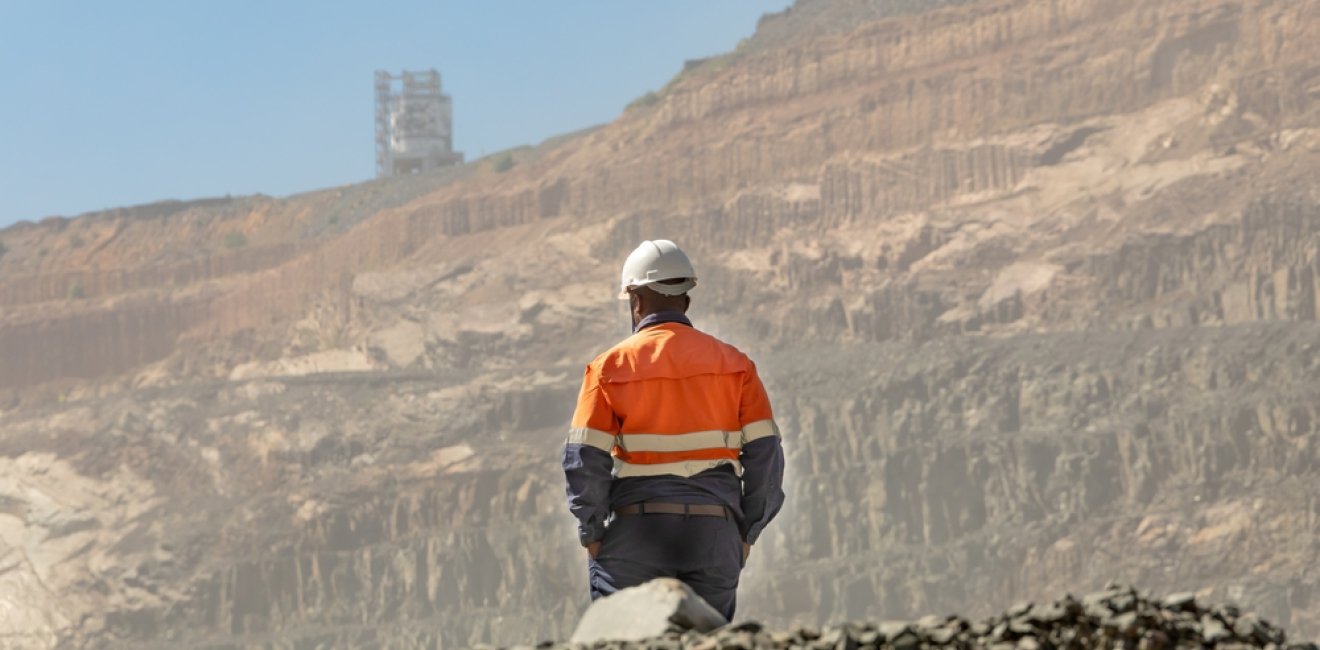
597, 324, 752, 384
592, 324, 767, 435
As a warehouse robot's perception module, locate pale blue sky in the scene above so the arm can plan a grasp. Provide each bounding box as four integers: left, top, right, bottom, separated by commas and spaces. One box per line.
0, 1, 791, 228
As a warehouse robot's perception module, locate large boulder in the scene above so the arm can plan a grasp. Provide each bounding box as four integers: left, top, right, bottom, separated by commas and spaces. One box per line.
569, 578, 728, 644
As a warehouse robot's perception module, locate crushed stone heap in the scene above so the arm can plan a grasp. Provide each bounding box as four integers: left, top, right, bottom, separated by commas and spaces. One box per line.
515, 586, 1318, 650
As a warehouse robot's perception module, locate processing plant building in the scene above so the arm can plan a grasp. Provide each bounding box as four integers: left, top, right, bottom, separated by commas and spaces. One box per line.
374, 69, 464, 177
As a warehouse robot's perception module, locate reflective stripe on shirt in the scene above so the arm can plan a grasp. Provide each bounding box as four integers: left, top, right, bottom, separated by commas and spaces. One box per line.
615, 428, 745, 465
618, 429, 743, 453
574, 425, 774, 479
566, 427, 615, 452
616, 458, 744, 478
741, 419, 780, 444
574, 427, 767, 456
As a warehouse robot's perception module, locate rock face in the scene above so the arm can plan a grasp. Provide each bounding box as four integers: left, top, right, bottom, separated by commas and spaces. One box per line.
1, 0, 1319, 647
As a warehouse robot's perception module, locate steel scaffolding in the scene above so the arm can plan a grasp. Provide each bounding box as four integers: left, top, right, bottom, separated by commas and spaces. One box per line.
374, 69, 463, 178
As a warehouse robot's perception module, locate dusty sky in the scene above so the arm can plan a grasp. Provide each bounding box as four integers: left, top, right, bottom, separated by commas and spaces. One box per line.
0, 1, 791, 228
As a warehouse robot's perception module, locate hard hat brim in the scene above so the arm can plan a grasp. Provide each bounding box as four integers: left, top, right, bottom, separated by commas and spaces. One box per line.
618, 278, 696, 300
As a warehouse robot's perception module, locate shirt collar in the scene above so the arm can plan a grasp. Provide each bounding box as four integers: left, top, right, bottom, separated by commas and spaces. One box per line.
635, 310, 692, 333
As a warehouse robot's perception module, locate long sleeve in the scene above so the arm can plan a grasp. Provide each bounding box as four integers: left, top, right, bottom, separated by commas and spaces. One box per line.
737, 363, 785, 545
739, 436, 785, 544
563, 363, 619, 546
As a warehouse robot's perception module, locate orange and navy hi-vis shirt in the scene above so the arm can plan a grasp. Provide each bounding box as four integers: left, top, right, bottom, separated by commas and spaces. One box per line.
563, 312, 785, 547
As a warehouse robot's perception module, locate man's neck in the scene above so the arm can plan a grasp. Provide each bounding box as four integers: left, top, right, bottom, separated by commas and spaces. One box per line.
634, 310, 692, 333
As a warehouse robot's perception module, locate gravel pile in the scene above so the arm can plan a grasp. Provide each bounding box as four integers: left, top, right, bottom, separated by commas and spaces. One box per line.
520, 586, 1317, 650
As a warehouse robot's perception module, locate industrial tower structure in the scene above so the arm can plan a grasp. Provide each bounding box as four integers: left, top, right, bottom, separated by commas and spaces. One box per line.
374, 69, 464, 178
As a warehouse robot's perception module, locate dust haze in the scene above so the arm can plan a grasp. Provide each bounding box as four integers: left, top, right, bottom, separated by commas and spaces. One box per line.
1, 0, 1320, 648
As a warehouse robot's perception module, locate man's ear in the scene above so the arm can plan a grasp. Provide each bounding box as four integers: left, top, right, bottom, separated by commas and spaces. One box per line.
682, 294, 691, 313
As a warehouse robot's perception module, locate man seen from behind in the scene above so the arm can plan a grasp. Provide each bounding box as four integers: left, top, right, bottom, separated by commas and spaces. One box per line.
562, 239, 786, 620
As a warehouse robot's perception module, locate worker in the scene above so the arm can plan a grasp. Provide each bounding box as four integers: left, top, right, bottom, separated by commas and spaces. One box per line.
563, 239, 785, 620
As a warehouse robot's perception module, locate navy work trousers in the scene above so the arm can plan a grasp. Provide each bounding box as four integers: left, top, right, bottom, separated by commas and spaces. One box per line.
587, 512, 744, 620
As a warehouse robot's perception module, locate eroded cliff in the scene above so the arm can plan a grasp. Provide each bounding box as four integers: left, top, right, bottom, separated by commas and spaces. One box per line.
1, 0, 1319, 647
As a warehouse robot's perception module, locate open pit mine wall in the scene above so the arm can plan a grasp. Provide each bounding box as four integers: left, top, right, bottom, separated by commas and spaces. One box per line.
0, 242, 302, 308
86, 323, 1320, 650
3, 185, 1316, 391
1, 194, 1312, 394
12, 1, 1317, 646
747, 326, 1320, 633
2, 0, 1317, 392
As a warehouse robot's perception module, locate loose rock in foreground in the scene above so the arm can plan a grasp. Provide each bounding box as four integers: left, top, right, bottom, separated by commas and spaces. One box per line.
510, 585, 1320, 650
568, 578, 728, 645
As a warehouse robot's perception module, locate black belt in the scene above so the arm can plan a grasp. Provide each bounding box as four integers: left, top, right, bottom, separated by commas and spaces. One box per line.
613, 502, 731, 519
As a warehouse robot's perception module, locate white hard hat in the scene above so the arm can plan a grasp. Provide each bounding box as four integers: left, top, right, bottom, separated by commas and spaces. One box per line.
619, 239, 697, 299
